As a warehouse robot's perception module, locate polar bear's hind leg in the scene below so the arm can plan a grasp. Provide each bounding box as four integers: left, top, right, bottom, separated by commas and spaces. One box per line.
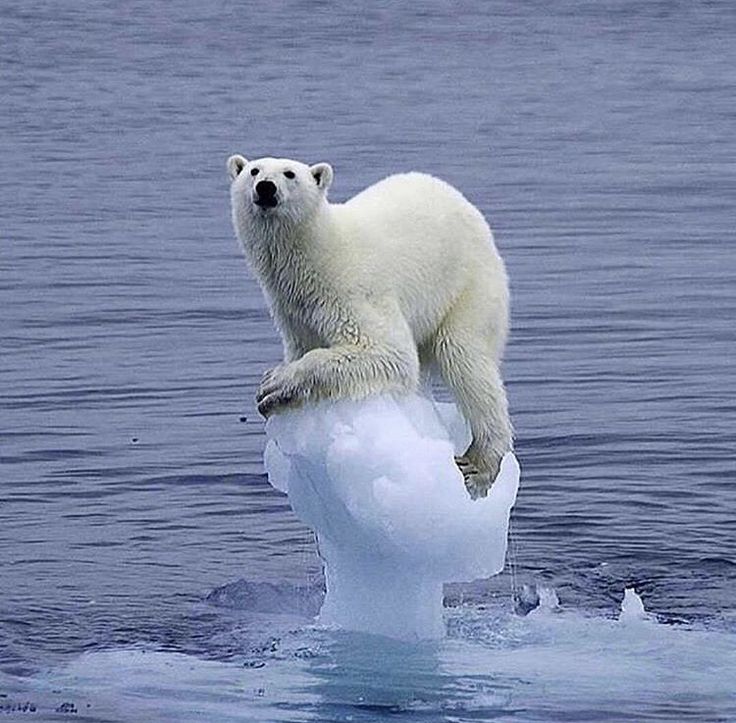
433, 312, 512, 498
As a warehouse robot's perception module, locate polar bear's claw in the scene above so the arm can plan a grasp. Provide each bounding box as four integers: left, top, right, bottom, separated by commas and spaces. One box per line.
257, 387, 297, 417
464, 472, 492, 500
455, 455, 480, 478
456, 455, 503, 499
257, 366, 301, 417
456, 456, 490, 499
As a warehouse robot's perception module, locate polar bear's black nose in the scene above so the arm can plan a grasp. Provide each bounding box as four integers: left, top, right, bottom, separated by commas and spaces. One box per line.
254, 180, 278, 207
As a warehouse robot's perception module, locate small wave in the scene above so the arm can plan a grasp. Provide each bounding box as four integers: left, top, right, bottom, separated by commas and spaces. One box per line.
206, 579, 324, 618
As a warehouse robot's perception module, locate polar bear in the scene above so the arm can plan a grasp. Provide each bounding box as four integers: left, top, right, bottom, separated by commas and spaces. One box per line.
227, 155, 512, 497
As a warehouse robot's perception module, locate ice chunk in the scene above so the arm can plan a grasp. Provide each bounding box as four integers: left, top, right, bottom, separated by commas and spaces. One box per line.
619, 587, 655, 623
264, 393, 520, 639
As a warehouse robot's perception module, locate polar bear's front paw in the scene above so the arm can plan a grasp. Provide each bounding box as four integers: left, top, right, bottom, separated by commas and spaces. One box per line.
256, 365, 303, 417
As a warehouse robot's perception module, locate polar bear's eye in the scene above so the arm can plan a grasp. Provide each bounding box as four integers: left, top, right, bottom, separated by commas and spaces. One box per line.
250, 168, 259, 177
284, 170, 295, 179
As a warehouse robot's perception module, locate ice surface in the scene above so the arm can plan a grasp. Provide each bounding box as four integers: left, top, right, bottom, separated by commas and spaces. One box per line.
264, 393, 520, 639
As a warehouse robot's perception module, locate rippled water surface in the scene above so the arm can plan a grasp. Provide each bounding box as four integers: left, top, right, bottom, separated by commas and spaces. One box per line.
1, 1, 735, 720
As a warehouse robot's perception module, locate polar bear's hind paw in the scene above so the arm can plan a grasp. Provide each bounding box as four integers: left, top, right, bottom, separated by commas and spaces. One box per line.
455, 455, 479, 479
455, 454, 502, 499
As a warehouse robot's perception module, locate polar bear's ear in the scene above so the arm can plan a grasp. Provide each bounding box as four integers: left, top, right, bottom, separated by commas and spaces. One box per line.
227, 154, 248, 181
309, 163, 333, 192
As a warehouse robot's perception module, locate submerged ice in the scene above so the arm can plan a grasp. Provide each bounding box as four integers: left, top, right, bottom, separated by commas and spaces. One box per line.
264, 393, 520, 639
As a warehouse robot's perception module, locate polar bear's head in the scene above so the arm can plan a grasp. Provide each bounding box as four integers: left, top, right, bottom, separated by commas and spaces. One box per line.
227, 155, 333, 233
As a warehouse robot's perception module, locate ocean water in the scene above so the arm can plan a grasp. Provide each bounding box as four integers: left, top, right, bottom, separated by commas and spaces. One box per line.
1, 1, 735, 720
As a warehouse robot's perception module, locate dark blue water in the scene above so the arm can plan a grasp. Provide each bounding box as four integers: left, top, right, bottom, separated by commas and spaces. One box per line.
2, 1, 735, 720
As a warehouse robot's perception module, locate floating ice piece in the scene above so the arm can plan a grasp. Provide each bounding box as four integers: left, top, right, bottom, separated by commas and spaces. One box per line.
264, 394, 520, 639
619, 587, 655, 623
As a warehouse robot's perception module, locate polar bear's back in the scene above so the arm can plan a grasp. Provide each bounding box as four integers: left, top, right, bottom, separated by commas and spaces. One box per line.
341, 172, 498, 265
344, 172, 487, 237
335, 172, 502, 297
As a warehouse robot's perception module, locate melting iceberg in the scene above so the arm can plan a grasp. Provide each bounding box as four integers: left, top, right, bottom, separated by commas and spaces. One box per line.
619, 587, 656, 623
264, 393, 520, 639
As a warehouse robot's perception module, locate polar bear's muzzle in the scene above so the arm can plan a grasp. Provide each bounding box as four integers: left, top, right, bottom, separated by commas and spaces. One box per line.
253, 180, 279, 208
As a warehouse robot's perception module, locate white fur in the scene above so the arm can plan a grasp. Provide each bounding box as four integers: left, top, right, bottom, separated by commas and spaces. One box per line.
228, 155, 512, 494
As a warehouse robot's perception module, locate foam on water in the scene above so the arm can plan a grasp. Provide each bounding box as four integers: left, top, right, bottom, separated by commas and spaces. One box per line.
264, 393, 520, 639
19, 593, 735, 722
